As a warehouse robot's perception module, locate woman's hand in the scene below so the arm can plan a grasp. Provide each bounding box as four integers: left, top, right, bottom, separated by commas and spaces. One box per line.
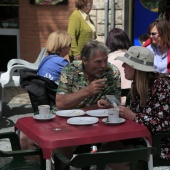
119, 106, 136, 120
98, 99, 112, 109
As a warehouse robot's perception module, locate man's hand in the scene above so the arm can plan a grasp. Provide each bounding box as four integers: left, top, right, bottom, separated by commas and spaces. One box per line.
85, 78, 108, 96
98, 99, 111, 109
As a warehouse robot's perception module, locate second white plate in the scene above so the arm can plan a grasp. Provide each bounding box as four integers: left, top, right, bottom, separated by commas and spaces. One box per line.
67, 117, 99, 125
86, 109, 108, 117
55, 109, 85, 117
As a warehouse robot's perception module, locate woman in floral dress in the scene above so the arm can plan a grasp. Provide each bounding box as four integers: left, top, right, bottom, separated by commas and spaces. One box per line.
98, 46, 170, 160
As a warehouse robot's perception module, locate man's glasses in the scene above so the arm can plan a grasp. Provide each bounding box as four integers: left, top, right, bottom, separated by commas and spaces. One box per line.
149, 32, 158, 36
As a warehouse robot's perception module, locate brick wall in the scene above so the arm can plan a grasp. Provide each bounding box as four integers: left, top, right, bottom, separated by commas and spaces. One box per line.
19, 0, 75, 62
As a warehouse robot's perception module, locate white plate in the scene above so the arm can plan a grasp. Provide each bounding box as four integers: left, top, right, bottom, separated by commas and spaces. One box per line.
86, 109, 108, 117
55, 109, 85, 117
33, 114, 55, 121
67, 117, 99, 125
102, 118, 125, 125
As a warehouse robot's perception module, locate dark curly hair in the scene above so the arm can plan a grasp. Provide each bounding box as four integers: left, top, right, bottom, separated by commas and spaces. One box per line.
75, 0, 88, 9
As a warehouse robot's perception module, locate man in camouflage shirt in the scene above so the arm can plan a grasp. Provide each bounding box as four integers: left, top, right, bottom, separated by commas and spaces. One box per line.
56, 40, 121, 110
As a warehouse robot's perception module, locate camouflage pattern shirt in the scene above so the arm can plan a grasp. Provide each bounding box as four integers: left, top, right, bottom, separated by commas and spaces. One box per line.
56, 60, 121, 109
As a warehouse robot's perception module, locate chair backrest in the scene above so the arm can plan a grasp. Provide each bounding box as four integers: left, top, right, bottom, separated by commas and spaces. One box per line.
34, 47, 47, 68
0, 132, 21, 152
0, 132, 46, 170
54, 146, 155, 170
0, 47, 47, 88
152, 132, 170, 166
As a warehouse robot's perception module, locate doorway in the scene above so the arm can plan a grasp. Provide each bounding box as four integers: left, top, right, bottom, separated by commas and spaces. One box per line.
0, 0, 19, 72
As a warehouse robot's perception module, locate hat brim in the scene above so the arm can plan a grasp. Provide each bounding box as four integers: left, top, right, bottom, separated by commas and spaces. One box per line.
115, 56, 157, 72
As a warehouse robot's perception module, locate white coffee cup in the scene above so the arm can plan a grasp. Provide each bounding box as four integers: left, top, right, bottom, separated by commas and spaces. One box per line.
38, 105, 50, 118
107, 108, 119, 123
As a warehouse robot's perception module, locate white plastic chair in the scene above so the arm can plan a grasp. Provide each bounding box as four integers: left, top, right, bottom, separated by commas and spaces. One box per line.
0, 47, 46, 117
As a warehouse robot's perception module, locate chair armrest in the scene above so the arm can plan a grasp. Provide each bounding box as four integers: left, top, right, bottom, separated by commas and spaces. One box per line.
0, 132, 46, 169
0, 132, 21, 150
9, 64, 33, 75
0, 65, 34, 87
0, 148, 46, 170
7, 59, 41, 71
7, 59, 35, 70
134, 145, 156, 155
7, 47, 46, 70
0, 148, 43, 157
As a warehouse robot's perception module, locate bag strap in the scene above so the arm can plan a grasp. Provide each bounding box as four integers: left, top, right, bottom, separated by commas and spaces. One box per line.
38, 55, 57, 71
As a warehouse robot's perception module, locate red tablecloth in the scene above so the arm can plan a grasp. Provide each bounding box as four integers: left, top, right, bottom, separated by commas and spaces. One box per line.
16, 115, 151, 159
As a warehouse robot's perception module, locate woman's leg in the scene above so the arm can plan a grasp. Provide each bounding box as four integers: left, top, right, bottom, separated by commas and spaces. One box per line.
19, 131, 40, 161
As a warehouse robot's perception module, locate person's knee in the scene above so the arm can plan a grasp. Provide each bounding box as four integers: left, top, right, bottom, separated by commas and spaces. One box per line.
19, 131, 35, 150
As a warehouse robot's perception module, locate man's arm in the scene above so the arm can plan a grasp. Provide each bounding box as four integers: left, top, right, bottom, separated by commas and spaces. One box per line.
56, 79, 107, 110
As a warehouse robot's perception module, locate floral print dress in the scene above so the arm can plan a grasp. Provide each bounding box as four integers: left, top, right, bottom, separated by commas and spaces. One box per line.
129, 78, 170, 159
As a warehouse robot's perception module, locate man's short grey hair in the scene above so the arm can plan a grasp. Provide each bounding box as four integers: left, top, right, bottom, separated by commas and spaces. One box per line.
80, 40, 110, 60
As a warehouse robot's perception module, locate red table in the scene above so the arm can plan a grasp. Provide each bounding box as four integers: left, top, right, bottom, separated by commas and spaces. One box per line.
16, 115, 152, 159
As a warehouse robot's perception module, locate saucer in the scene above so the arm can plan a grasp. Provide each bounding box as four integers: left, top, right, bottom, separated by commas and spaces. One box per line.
33, 114, 55, 121
102, 118, 125, 125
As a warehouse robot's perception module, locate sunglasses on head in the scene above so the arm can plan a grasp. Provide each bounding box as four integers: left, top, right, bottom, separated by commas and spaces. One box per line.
149, 32, 158, 36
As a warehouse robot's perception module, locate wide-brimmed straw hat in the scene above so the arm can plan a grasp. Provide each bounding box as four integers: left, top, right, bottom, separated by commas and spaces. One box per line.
115, 46, 156, 72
